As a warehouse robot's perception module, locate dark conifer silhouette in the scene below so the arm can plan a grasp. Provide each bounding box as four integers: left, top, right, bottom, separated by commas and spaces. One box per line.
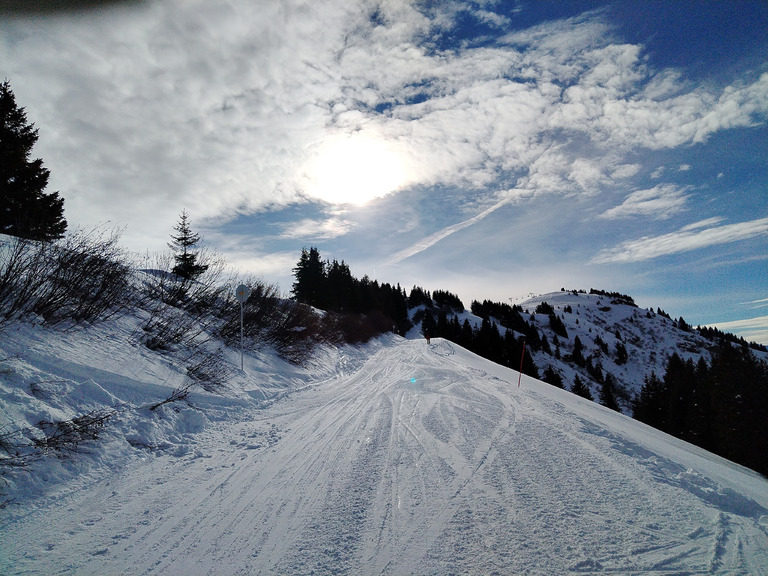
168, 210, 208, 280
571, 374, 593, 401
0, 80, 66, 241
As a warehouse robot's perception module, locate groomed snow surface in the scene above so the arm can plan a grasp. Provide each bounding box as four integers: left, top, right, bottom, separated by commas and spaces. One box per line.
2, 322, 767, 575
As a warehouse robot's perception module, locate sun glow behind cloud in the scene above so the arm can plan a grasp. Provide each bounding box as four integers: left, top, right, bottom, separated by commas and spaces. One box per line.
304, 135, 407, 206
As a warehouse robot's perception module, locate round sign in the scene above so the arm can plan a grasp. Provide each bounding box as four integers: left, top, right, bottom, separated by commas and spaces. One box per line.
235, 284, 251, 303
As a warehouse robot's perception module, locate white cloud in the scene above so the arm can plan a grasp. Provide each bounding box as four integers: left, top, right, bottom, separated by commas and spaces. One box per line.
610, 164, 641, 179
598, 184, 690, 220
703, 316, 768, 346
678, 164, 691, 171
745, 297, 768, 308
591, 217, 768, 264
680, 217, 724, 231
280, 217, 354, 240
2, 1, 767, 255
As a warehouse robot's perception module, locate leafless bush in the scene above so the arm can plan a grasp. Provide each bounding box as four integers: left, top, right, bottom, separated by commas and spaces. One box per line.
218, 282, 323, 364
218, 279, 393, 364
322, 310, 393, 345
266, 299, 324, 364
218, 279, 283, 343
136, 249, 229, 351
0, 236, 38, 322
33, 229, 133, 325
0, 425, 29, 469
32, 410, 114, 454
0, 228, 133, 327
185, 346, 232, 391
149, 386, 190, 411
141, 303, 200, 351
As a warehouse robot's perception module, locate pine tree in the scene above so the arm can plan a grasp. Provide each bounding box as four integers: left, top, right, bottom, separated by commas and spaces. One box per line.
571, 374, 593, 401
291, 246, 327, 308
633, 371, 666, 429
570, 335, 585, 366
542, 366, 564, 388
0, 80, 67, 240
615, 341, 628, 365
168, 209, 208, 280
599, 372, 620, 411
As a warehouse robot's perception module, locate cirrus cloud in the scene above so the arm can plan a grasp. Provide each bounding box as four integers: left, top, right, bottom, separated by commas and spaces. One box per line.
591, 217, 768, 264
598, 184, 691, 220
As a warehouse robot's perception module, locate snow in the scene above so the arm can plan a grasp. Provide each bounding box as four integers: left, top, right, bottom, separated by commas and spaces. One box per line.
517, 290, 768, 411
1, 315, 767, 575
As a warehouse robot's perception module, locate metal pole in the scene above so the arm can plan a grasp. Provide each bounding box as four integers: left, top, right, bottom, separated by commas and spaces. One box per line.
517, 340, 526, 387
240, 299, 244, 371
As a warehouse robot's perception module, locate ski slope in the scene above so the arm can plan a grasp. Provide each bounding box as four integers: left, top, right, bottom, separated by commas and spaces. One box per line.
3, 336, 768, 575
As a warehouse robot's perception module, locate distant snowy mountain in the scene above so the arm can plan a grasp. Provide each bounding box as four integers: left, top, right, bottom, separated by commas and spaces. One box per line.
517, 290, 753, 411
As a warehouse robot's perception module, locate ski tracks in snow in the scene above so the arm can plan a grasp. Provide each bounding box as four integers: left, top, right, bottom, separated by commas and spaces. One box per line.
3, 337, 767, 575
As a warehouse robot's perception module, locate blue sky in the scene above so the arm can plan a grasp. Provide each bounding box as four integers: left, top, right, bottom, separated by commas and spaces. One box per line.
2, 1, 767, 343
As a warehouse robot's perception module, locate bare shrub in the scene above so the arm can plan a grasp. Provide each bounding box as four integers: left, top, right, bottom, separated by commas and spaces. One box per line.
149, 386, 190, 411
32, 229, 133, 325
311, 309, 394, 347
32, 409, 114, 455
266, 299, 324, 364
218, 279, 283, 343
0, 425, 29, 469
218, 282, 323, 364
0, 235, 46, 323
136, 249, 229, 351
184, 345, 233, 392
0, 228, 133, 327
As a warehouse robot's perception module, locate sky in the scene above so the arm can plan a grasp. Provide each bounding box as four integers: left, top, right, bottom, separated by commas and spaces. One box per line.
1, 0, 767, 344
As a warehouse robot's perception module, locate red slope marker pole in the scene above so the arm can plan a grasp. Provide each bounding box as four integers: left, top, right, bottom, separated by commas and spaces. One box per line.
517, 340, 526, 387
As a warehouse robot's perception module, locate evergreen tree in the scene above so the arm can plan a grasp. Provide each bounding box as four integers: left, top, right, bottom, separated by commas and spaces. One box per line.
291, 246, 326, 308
615, 341, 628, 365
460, 318, 474, 348
662, 353, 694, 438
570, 335, 585, 366
168, 209, 208, 280
599, 372, 620, 411
633, 372, 666, 429
705, 342, 768, 474
421, 309, 436, 339
0, 80, 67, 240
542, 366, 564, 388
436, 310, 450, 338
571, 374, 593, 401
326, 259, 357, 312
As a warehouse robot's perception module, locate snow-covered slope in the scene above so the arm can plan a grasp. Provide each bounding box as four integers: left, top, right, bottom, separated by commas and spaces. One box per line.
2, 320, 767, 575
516, 291, 767, 410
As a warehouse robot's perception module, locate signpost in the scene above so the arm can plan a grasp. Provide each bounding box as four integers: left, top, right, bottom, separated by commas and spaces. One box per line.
235, 284, 251, 371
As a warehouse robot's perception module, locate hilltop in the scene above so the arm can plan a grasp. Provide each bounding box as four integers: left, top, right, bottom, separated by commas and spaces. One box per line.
520, 290, 750, 408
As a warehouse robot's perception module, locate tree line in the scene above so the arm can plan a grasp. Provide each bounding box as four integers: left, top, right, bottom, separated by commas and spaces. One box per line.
633, 344, 768, 477
291, 246, 412, 335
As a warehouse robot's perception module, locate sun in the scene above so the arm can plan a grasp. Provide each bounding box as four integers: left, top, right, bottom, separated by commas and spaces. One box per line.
305, 135, 407, 205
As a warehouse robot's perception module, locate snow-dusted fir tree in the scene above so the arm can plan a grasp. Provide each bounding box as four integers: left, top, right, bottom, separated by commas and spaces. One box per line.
168, 210, 208, 280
